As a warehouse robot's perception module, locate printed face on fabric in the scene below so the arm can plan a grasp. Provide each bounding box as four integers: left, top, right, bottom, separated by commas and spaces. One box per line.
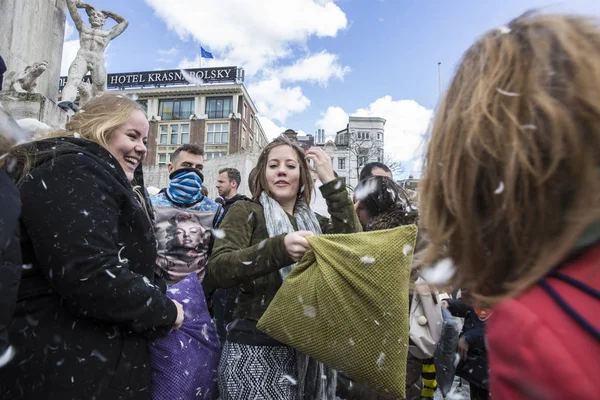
169, 151, 204, 174
174, 219, 205, 249
266, 145, 300, 209
105, 109, 149, 182
216, 171, 235, 198
166, 212, 208, 251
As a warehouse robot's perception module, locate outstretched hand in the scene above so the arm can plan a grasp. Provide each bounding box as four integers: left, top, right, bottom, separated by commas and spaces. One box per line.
305, 147, 336, 185
284, 231, 314, 261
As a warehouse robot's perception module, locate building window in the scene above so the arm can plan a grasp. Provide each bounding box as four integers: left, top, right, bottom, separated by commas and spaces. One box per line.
243, 103, 248, 120
158, 98, 194, 121
336, 132, 347, 146
205, 97, 232, 119
358, 148, 369, 166
206, 152, 225, 159
181, 124, 190, 144
160, 125, 168, 145
377, 132, 382, 141
170, 125, 178, 145
159, 123, 190, 146
338, 158, 346, 170
242, 128, 247, 149
158, 153, 167, 165
357, 131, 370, 140
378, 148, 384, 163
207, 123, 229, 144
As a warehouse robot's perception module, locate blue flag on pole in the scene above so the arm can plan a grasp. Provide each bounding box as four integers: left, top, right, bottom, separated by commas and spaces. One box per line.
200, 47, 214, 59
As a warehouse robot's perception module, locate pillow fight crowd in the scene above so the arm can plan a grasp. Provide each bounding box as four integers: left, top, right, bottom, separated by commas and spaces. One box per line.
0, 11, 598, 400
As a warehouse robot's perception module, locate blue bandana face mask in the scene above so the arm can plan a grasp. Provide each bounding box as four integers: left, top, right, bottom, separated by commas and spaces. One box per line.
166, 168, 204, 206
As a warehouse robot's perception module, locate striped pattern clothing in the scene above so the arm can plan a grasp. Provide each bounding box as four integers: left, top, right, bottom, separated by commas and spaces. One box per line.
218, 341, 299, 400
421, 358, 437, 398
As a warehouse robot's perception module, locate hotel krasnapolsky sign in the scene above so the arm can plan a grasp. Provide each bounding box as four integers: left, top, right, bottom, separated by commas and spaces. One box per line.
58, 66, 243, 91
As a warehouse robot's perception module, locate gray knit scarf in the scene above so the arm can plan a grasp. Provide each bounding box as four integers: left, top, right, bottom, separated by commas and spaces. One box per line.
260, 192, 337, 400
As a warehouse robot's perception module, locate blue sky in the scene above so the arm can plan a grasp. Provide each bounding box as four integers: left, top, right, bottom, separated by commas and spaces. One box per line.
62, 0, 600, 176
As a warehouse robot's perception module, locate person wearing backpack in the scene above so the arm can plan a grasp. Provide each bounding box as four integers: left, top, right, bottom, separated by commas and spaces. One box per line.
418, 12, 600, 399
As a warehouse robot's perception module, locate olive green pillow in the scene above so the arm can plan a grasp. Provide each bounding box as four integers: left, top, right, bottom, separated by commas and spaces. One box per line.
257, 225, 417, 399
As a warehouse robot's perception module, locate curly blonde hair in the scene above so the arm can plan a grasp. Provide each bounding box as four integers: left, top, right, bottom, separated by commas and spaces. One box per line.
419, 12, 600, 305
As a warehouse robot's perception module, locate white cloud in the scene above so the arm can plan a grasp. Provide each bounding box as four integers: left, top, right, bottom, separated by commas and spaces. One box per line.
178, 55, 238, 70
61, 40, 80, 76
316, 106, 348, 135
65, 21, 75, 40
248, 78, 310, 123
316, 96, 433, 175
257, 115, 286, 140
157, 47, 179, 56
277, 51, 350, 86
255, 115, 308, 141
144, 0, 347, 74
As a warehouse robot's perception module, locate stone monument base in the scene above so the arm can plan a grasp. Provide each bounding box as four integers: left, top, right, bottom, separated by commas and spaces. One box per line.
0, 92, 68, 130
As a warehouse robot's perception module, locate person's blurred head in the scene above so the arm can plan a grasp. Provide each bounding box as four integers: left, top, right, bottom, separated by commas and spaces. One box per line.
169, 144, 204, 175
217, 167, 241, 199
419, 12, 600, 304
252, 135, 313, 210
359, 162, 392, 182
354, 176, 418, 230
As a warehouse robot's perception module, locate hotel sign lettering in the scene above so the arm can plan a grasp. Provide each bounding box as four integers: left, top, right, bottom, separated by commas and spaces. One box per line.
58, 66, 242, 91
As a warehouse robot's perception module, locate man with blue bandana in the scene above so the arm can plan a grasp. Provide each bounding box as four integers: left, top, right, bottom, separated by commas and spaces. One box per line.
151, 144, 222, 285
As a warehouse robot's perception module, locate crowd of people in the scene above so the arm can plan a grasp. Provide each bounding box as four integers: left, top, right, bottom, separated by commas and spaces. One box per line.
0, 10, 599, 400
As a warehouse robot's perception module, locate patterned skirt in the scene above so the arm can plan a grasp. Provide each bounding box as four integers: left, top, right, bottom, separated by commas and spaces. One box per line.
218, 341, 299, 400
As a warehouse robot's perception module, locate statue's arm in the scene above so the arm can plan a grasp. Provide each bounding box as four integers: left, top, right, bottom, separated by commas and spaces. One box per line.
66, 0, 87, 31
104, 10, 129, 40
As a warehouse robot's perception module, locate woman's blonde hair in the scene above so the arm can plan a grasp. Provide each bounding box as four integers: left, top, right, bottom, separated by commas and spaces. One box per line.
251, 135, 314, 206
419, 12, 600, 305
2, 93, 145, 184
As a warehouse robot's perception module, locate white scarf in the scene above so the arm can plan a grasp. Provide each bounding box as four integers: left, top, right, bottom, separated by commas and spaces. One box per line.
260, 191, 323, 281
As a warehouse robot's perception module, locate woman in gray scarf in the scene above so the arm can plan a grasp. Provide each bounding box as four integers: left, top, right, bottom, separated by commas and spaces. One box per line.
205, 135, 360, 399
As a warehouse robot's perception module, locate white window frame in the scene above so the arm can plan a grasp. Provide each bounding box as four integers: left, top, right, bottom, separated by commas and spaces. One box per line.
207, 122, 229, 144
159, 122, 190, 146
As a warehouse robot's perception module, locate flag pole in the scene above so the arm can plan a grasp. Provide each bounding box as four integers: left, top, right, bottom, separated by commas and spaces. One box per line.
437, 62, 442, 97
199, 45, 202, 69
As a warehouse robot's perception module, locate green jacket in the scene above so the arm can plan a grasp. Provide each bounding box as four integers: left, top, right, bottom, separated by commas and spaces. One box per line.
205, 178, 360, 324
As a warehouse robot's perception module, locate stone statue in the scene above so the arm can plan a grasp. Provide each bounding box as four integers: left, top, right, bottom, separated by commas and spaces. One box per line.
60, 0, 128, 104
77, 81, 93, 106
2, 61, 48, 93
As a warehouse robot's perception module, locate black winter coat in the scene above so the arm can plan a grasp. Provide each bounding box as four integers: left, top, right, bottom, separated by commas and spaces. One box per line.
446, 298, 488, 389
0, 138, 178, 400
0, 170, 22, 365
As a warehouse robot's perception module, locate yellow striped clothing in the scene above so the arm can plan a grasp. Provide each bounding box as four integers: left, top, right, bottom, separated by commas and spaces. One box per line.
421, 358, 437, 398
